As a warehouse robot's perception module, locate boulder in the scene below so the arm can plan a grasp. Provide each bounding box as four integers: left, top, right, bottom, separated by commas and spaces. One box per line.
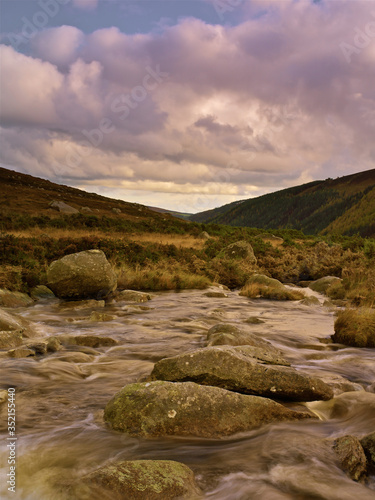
300, 296, 320, 306
206, 324, 280, 353
81, 206, 93, 213
89, 311, 116, 322
332, 435, 367, 481
0, 308, 39, 348
150, 346, 333, 402
240, 274, 305, 301
47, 250, 117, 300
104, 381, 314, 438
30, 285, 55, 300
219, 240, 257, 264
49, 200, 79, 214
308, 276, 342, 294
113, 290, 152, 303
0, 289, 34, 308
360, 432, 375, 468
197, 231, 211, 240
79, 460, 201, 500
332, 308, 375, 348
7, 347, 35, 358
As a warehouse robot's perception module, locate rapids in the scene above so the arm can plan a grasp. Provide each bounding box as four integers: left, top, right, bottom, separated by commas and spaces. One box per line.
0, 289, 374, 499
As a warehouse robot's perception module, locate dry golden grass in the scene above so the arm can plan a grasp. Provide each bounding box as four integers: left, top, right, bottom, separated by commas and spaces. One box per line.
333, 308, 375, 347
5, 229, 205, 249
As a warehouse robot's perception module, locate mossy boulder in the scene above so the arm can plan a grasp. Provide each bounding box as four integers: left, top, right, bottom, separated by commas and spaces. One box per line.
206, 324, 281, 354
332, 308, 375, 347
0, 307, 39, 348
300, 295, 320, 306
360, 432, 375, 468
104, 381, 314, 438
308, 276, 342, 294
47, 250, 117, 300
150, 346, 333, 402
332, 435, 367, 481
79, 460, 201, 500
240, 274, 305, 301
218, 240, 257, 264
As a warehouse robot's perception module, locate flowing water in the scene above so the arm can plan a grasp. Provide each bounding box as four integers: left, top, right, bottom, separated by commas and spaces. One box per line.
1, 289, 375, 499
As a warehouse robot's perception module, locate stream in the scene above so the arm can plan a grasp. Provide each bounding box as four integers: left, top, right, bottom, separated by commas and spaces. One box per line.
1, 288, 375, 499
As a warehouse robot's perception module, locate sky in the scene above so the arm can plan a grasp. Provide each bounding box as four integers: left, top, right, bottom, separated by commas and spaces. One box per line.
0, 0, 374, 213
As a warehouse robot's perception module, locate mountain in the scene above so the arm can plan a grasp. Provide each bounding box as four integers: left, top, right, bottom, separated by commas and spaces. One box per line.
190, 169, 375, 237
147, 206, 192, 220
0, 166, 184, 226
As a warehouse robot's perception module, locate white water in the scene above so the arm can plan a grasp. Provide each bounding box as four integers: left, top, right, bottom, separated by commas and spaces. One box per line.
0, 289, 374, 499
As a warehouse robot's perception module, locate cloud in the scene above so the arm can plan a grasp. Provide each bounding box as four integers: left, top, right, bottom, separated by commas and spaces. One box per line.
72, 0, 99, 11
1, 0, 375, 211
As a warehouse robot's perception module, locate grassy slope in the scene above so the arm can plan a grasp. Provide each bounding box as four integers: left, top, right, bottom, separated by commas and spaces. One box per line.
190, 170, 375, 237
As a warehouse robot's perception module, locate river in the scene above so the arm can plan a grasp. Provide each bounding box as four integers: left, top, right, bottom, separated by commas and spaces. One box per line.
1, 289, 374, 499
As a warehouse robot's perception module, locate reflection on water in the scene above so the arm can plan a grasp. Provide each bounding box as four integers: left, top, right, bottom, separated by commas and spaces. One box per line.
0, 289, 374, 499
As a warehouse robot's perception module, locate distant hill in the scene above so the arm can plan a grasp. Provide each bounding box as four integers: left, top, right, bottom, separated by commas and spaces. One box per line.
148, 205, 192, 220
0, 166, 184, 226
190, 169, 375, 237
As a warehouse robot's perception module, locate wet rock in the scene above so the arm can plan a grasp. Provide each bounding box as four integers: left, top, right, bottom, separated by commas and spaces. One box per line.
0, 289, 34, 308
30, 285, 55, 300
244, 316, 265, 324
57, 352, 95, 363
300, 296, 320, 306
47, 337, 62, 352
332, 435, 367, 481
89, 311, 116, 322
27, 342, 48, 355
204, 291, 228, 298
150, 346, 333, 402
47, 250, 117, 300
0, 308, 39, 348
206, 324, 281, 353
79, 460, 202, 500
240, 274, 305, 301
49, 200, 79, 214
58, 299, 105, 311
8, 347, 35, 358
360, 432, 375, 468
59, 335, 118, 348
308, 276, 341, 294
332, 308, 375, 348
104, 381, 314, 438
113, 290, 152, 303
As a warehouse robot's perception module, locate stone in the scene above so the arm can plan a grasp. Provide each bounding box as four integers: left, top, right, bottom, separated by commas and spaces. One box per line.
27, 342, 48, 355
244, 316, 265, 324
300, 296, 320, 306
240, 274, 305, 301
197, 231, 211, 240
47, 250, 117, 300
0, 289, 34, 308
8, 347, 35, 358
59, 335, 118, 348
81, 206, 93, 213
49, 200, 79, 214
113, 290, 152, 303
47, 337, 62, 352
219, 240, 257, 264
332, 308, 375, 348
206, 323, 279, 352
333, 435, 367, 481
308, 276, 342, 294
58, 299, 105, 311
30, 285, 55, 300
204, 292, 228, 298
79, 460, 202, 500
150, 346, 333, 402
0, 308, 39, 348
360, 432, 375, 468
112, 207, 121, 214
89, 311, 116, 322
104, 381, 314, 438
256, 233, 284, 245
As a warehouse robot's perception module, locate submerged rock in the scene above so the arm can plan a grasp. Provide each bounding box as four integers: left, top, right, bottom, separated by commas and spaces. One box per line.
332, 308, 375, 348
332, 435, 367, 481
47, 250, 117, 300
204, 291, 228, 298
104, 381, 314, 438
59, 335, 118, 348
150, 346, 333, 402
206, 323, 276, 350
58, 299, 105, 311
79, 460, 202, 500
0, 308, 39, 348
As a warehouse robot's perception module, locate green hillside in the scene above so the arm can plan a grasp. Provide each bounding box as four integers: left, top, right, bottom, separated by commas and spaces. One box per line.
190, 170, 375, 237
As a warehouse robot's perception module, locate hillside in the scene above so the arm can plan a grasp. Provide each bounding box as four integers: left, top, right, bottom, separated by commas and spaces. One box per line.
190, 170, 375, 237
0, 167, 189, 232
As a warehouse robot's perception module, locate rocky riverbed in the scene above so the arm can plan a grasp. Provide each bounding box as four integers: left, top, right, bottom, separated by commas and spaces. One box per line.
0, 286, 374, 499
